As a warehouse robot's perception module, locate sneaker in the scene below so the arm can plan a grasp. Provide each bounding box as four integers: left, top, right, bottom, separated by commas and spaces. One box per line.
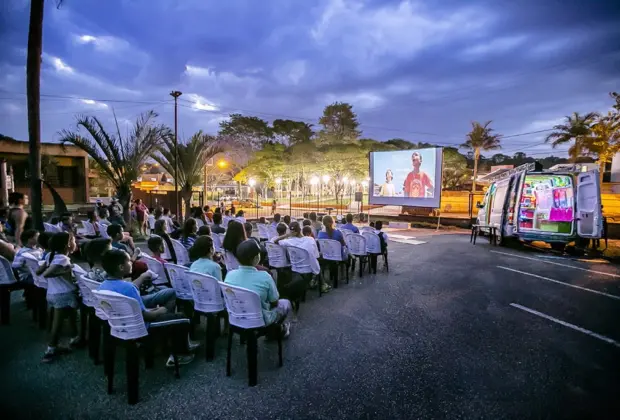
188, 339, 201, 352
41, 347, 56, 363
320, 283, 332, 293
166, 354, 195, 368
281, 322, 291, 339
69, 337, 87, 349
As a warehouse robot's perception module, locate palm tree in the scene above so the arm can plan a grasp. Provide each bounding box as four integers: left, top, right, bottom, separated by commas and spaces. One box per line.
461, 121, 502, 192
58, 110, 170, 221
589, 112, 620, 183
545, 112, 597, 162
152, 131, 226, 218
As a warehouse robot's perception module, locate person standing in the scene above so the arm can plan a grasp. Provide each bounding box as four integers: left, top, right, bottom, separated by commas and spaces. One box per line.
134, 199, 149, 236
379, 169, 396, 197
403, 151, 434, 198
7, 192, 31, 246
109, 197, 123, 218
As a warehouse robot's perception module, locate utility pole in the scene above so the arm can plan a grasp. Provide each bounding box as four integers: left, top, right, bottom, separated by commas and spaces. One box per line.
169, 90, 182, 220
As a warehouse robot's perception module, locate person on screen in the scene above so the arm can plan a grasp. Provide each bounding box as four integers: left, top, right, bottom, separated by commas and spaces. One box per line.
403, 151, 434, 198
379, 169, 396, 197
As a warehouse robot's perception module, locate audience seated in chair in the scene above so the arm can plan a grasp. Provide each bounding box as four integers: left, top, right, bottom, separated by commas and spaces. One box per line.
211, 213, 226, 234
179, 219, 198, 250
98, 249, 197, 367
188, 236, 222, 281
12, 229, 41, 283
224, 240, 291, 338
84, 238, 112, 282
340, 213, 360, 234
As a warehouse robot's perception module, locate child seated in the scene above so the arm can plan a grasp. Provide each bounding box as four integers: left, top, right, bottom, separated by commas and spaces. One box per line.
12, 229, 41, 283
147, 236, 167, 264
188, 236, 222, 281
83, 238, 112, 282
98, 249, 197, 367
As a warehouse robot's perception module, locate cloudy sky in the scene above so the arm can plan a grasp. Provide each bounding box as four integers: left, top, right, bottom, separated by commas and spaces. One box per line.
1, 0, 619, 157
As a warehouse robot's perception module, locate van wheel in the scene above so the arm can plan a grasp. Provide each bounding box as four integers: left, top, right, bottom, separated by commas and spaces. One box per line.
550, 243, 565, 252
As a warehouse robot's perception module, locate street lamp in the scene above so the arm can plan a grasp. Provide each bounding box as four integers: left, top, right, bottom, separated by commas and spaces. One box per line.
169, 90, 182, 220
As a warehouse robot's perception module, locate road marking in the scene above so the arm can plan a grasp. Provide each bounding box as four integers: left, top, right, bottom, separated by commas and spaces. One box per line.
510, 303, 620, 348
389, 234, 416, 240
389, 239, 427, 245
497, 266, 620, 301
490, 250, 620, 278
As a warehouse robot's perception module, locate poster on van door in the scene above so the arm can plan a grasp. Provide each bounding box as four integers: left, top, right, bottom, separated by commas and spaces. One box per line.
369, 148, 443, 208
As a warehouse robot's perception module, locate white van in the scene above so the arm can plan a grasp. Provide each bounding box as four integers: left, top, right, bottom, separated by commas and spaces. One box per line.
476, 163, 603, 250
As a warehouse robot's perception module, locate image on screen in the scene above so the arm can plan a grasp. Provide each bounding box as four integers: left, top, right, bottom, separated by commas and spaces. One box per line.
369, 148, 443, 208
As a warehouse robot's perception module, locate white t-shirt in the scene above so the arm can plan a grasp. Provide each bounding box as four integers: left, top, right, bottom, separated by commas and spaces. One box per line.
45, 254, 77, 295
279, 236, 321, 275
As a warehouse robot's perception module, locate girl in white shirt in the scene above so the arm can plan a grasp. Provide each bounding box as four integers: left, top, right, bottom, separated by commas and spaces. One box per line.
37, 232, 81, 363
379, 169, 396, 197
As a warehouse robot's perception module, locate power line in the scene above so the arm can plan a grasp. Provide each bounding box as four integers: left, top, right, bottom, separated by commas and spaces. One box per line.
0, 90, 170, 105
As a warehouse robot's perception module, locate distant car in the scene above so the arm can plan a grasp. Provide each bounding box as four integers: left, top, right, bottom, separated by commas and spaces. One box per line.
238, 199, 262, 208
220, 195, 238, 202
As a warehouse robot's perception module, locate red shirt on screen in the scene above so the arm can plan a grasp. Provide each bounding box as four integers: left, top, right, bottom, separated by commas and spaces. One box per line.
403, 171, 433, 198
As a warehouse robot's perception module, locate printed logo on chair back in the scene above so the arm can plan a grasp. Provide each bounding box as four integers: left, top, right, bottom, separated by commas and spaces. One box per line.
317, 239, 342, 261
164, 263, 193, 300
362, 232, 382, 254
187, 272, 224, 313
219, 283, 264, 329
266, 242, 290, 268
345, 234, 367, 256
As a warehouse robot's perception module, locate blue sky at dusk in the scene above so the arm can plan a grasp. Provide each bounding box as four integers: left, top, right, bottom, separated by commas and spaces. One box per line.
0, 0, 619, 157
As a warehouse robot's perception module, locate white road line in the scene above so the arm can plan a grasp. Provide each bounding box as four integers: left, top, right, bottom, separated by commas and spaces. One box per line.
490, 250, 620, 278
510, 303, 620, 348
497, 266, 620, 301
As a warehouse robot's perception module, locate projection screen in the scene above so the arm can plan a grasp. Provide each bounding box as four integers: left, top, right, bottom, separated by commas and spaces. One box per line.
368, 148, 443, 208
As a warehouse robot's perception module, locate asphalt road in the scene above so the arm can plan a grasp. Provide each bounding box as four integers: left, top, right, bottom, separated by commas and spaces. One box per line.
1, 231, 619, 419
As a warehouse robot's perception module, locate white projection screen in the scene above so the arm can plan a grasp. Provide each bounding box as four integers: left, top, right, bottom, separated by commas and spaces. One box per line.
369, 148, 444, 208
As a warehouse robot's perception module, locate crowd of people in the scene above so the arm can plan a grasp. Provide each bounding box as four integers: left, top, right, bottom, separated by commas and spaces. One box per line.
1, 192, 388, 369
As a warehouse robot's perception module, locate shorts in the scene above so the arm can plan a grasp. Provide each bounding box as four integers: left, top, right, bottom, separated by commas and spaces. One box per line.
274, 299, 292, 323
142, 288, 176, 309
47, 291, 79, 309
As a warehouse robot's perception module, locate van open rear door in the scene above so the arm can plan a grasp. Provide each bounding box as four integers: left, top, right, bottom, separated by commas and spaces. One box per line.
576, 170, 603, 238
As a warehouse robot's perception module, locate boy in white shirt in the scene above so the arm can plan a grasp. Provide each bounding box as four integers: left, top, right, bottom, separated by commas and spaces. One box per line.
12, 230, 42, 283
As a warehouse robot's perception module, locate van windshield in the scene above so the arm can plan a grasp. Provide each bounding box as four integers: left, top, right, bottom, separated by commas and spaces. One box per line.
518, 174, 574, 235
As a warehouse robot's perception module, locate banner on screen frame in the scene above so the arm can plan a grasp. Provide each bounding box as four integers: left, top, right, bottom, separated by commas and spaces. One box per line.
369, 148, 443, 208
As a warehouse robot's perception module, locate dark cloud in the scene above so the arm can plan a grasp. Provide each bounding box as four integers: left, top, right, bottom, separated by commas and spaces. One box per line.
0, 0, 618, 156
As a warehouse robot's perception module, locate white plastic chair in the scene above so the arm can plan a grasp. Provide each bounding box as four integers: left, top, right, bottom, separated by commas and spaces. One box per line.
346, 233, 368, 278
194, 218, 205, 228
360, 226, 374, 234
339, 228, 353, 238
265, 242, 290, 269
139, 254, 169, 286
147, 215, 156, 233
362, 231, 388, 273
44, 222, 61, 233
98, 222, 110, 239
318, 238, 349, 287
22, 254, 50, 329
93, 289, 187, 404
81, 221, 97, 236
164, 263, 193, 301
187, 271, 225, 361
170, 239, 190, 266
286, 245, 323, 297
218, 281, 283, 386
151, 234, 171, 260
223, 251, 240, 271
0, 255, 19, 325
257, 224, 269, 241
267, 226, 278, 240
212, 233, 224, 253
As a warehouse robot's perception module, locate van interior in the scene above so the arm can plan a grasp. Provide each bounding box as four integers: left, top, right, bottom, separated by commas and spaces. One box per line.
517, 174, 574, 235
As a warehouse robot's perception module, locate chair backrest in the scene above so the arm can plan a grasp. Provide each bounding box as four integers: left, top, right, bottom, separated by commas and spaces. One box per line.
362, 231, 382, 254
186, 271, 225, 313
265, 242, 290, 268
139, 254, 169, 285
317, 239, 343, 262
339, 228, 353, 237
92, 290, 148, 340
147, 215, 156, 229
80, 221, 97, 236
97, 222, 110, 239
163, 263, 193, 300
44, 222, 61, 233
218, 282, 265, 329
75, 273, 96, 308
151, 234, 171, 259
286, 246, 314, 274
170, 239, 190, 266
267, 226, 278, 240
0, 255, 17, 285
345, 233, 367, 256
360, 226, 374, 234
194, 218, 204, 228
257, 224, 269, 240
223, 251, 240, 271
22, 253, 47, 288
212, 233, 224, 253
